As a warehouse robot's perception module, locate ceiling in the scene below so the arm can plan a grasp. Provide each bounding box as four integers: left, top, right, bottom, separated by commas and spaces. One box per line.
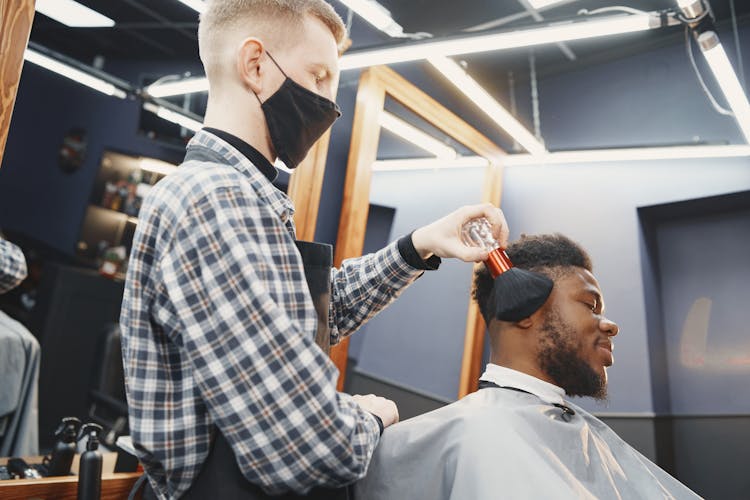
30, 1, 750, 69
26, 0, 750, 153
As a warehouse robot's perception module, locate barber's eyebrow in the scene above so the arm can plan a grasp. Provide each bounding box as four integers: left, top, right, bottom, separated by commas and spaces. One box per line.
308, 62, 332, 77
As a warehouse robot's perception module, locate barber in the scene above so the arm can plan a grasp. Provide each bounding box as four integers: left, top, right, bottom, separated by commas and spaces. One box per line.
120, 0, 509, 499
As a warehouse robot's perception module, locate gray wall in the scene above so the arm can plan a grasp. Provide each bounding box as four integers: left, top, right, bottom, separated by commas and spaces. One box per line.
655, 207, 750, 415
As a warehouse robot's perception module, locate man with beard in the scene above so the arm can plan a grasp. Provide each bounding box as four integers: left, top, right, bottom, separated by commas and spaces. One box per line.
355, 234, 700, 499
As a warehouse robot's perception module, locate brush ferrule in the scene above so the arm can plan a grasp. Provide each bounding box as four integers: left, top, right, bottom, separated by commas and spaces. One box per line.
486, 248, 513, 278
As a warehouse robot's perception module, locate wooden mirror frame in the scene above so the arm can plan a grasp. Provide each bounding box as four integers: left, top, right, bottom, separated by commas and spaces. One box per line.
0, 0, 35, 167
329, 65, 507, 398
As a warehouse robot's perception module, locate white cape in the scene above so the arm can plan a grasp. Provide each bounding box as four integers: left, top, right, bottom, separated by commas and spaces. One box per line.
355, 388, 700, 500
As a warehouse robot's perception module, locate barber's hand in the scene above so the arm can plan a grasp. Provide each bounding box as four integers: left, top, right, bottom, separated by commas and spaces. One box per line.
352, 394, 399, 428
411, 203, 509, 263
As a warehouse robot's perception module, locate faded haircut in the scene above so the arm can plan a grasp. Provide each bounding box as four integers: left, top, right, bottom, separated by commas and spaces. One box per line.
472, 234, 592, 324
198, 0, 346, 80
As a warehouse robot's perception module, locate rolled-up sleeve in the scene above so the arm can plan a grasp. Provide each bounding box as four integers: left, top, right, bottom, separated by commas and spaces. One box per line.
158, 187, 380, 494
0, 238, 27, 294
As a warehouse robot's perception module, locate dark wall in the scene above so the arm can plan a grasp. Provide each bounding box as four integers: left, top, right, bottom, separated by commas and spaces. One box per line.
0, 62, 184, 255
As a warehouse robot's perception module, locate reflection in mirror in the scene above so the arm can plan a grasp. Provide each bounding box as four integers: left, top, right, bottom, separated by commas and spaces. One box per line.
334, 66, 505, 417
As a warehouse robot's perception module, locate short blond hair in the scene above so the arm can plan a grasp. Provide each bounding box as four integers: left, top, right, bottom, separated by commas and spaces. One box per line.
199, 0, 346, 80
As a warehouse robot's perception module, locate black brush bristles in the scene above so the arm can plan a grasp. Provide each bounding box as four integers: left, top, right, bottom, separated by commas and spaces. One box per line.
489, 267, 554, 322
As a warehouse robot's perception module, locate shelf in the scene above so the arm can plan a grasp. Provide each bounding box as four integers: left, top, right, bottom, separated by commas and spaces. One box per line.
88, 204, 138, 221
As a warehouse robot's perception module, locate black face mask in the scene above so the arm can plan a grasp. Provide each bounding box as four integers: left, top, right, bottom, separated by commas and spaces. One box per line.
256, 52, 341, 169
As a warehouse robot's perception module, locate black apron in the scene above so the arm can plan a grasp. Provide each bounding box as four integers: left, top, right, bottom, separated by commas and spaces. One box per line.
149, 147, 349, 499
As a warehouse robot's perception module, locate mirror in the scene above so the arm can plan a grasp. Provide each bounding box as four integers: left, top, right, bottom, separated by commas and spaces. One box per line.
329, 65, 504, 399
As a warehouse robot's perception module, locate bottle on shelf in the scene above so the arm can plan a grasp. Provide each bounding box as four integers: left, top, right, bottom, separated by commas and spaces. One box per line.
77, 423, 103, 500
43, 417, 82, 476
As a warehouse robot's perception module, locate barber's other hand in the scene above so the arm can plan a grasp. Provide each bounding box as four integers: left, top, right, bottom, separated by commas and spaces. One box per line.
411, 203, 509, 263
352, 394, 399, 428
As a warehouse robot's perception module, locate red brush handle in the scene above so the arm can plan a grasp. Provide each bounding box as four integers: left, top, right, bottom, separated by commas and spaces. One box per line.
485, 248, 513, 278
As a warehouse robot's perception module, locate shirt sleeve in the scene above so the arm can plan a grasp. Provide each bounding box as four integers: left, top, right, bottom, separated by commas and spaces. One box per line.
328, 241, 426, 344
0, 238, 28, 294
158, 187, 380, 494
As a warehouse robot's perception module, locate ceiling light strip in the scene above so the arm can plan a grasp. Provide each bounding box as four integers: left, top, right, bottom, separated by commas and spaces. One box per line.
373, 144, 750, 170
379, 111, 457, 159
35, 0, 115, 27
428, 57, 546, 155
175, 0, 206, 14
526, 0, 570, 11
340, 14, 656, 70
372, 156, 489, 171
338, 0, 405, 37
505, 144, 750, 165
24, 49, 127, 98
143, 103, 203, 132
146, 77, 209, 98
698, 31, 750, 144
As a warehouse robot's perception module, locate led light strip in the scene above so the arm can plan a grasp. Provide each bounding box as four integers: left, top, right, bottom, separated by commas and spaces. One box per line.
372, 144, 750, 170
175, 0, 206, 14
35, 0, 115, 27
146, 77, 209, 98
24, 49, 127, 98
142, 103, 203, 132
338, 0, 404, 37
379, 111, 457, 159
340, 14, 656, 70
697, 31, 750, 144
372, 156, 489, 171
428, 57, 546, 155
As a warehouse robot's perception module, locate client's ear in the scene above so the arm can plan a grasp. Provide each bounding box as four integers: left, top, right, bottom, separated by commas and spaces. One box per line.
515, 317, 534, 329
514, 301, 548, 330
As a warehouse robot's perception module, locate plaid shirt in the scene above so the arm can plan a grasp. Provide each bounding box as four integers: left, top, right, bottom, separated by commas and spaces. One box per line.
0, 238, 27, 294
120, 130, 425, 498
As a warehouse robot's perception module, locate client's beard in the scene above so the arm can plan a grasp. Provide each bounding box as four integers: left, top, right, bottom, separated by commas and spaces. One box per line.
538, 308, 607, 400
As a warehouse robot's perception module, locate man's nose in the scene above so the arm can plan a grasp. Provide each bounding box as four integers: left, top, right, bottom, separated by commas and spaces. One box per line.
600, 317, 619, 337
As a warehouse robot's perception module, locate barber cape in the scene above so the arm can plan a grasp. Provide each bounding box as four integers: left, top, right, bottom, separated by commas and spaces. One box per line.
355, 364, 700, 500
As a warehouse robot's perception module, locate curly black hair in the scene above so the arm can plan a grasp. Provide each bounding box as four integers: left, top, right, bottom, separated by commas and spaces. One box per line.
472, 233, 592, 324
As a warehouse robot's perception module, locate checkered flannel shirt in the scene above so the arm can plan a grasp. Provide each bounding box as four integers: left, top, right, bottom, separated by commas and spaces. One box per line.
0, 238, 27, 294
120, 130, 426, 498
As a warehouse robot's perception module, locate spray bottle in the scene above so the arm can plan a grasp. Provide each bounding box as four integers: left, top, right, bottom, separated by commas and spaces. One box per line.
77, 423, 103, 500
44, 417, 82, 476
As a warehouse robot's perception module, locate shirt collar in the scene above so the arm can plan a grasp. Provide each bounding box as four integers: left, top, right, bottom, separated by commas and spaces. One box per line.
479, 363, 566, 405
202, 127, 278, 183
186, 129, 295, 228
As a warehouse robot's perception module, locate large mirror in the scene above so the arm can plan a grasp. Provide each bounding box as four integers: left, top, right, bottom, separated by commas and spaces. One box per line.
329, 65, 504, 401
